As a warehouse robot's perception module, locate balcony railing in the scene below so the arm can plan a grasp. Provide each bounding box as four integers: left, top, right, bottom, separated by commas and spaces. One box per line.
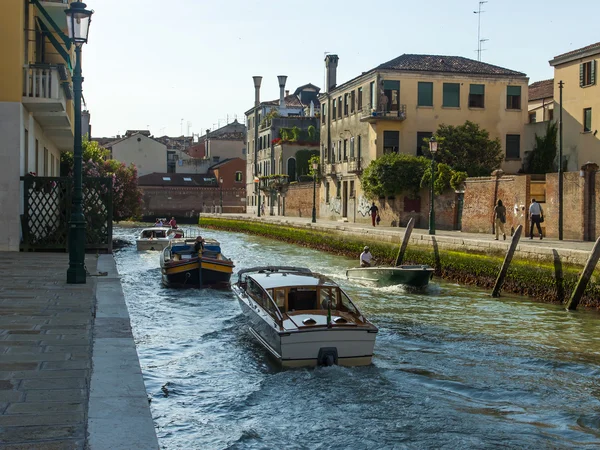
360, 104, 407, 123
22, 64, 69, 110
347, 157, 363, 173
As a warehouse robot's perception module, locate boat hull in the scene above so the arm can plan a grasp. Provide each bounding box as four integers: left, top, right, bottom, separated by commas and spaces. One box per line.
136, 239, 170, 251
161, 259, 233, 288
234, 286, 376, 367
346, 265, 434, 287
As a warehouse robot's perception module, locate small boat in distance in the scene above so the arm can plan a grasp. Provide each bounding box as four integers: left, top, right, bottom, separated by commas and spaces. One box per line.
346, 265, 434, 288
136, 227, 184, 251
232, 266, 378, 367
160, 238, 234, 288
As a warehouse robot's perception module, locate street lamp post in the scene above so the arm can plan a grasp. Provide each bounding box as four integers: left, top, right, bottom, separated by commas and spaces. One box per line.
311, 161, 319, 223
219, 176, 223, 214
66, 2, 93, 284
428, 136, 439, 236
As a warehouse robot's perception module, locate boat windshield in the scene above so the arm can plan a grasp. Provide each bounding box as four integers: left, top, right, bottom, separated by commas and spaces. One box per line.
319, 287, 358, 315
141, 230, 166, 238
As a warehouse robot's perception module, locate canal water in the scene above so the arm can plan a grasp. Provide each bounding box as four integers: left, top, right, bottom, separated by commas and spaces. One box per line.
114, 225, 600, 449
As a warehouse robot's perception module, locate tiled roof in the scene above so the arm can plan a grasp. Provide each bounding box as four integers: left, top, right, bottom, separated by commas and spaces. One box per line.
528, 79, 554, 101
553, 42, 600, 60
263, 94, 305, 108
376, 54, 526, 77
138, 173, 216, 187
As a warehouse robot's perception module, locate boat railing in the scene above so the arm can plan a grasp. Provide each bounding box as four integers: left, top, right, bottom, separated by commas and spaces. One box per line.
236, 266, 312, 282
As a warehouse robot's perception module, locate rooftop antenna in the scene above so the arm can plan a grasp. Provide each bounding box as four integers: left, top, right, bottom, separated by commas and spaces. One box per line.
473, 1, 488, 61
180, 118, 184, 136
187, 121, 192, 136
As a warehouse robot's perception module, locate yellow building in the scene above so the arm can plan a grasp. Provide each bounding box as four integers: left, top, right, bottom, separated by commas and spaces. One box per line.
549, 42, 600, 171
318, 53, 528, 221
527, 79, 554, 124
0, 0, 75, 250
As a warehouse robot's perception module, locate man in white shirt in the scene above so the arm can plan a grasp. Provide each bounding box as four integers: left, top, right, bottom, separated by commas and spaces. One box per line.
529, 198, 544, 240
360, 246, 373, 267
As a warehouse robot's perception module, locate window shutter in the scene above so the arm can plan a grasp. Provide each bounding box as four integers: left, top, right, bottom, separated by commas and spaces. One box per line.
470, 84, 485, 95
383, 80, 400, 90
592, 60, 597, 85
580, 63, 584, 87
507, 86, 521, 96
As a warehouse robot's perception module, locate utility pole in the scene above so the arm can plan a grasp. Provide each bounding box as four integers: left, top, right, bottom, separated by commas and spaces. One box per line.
473, 1, 488, 61
558, 80, 564, 241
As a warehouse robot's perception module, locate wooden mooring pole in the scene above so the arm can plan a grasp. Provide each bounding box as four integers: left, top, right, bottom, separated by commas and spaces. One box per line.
565, 237, 600, 311
395, 218, 415, 266
492, 224, 522, 298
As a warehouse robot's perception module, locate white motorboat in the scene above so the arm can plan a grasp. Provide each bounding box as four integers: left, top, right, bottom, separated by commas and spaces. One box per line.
136, 227, 184, 251
232, 266, 378, 367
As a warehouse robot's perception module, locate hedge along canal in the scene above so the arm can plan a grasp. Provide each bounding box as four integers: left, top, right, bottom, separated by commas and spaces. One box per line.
199, 217, 600, 309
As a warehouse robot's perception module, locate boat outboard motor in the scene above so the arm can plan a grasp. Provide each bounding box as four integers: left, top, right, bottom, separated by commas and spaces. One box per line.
317, 347, 338, 366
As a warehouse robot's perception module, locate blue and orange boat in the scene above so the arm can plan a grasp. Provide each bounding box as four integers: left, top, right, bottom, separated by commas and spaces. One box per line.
160, 238, 234, 288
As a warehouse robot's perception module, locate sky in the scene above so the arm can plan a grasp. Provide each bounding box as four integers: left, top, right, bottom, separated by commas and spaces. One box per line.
84, 0, 600, 138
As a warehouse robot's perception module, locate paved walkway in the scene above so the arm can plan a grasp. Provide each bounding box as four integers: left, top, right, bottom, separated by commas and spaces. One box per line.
203, 213, 598, 265
0, 253, 158, 449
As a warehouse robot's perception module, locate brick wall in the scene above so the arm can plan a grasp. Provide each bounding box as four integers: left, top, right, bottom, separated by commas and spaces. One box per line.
545, 172, 585, 240
140, 186, 246, 218
284, 182, 321, 218
462, 175, 529, 234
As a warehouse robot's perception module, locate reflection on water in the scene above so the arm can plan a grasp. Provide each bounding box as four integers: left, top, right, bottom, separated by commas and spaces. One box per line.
115, 225, 600, 449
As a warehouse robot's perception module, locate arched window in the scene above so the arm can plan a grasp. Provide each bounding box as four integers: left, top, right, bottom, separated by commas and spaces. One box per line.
287, 158, 297, 182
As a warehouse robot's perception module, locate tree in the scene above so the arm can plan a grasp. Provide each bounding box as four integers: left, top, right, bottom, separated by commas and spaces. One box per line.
432, 121, 503, 177
420, 163, 468, 195
523, 121, 557, 174
61, 138, 142, 221
361, 153, 430, 198
295, 149, 319, 177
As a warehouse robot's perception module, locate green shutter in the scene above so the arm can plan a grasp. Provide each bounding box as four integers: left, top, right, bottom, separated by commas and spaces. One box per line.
443, 83, 460, 107
470, 84, 484, 95
592, 60, 597, 85
580, 63, 585, 87
507, 86, 521, 96
383, 80, 400, 90
418, 82, 433, 106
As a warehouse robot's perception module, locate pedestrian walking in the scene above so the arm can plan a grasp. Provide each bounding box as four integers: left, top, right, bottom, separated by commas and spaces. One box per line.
261, 202, 265, 216
368, 202, 379, 227
529, 198, 544, 239
494, 200, 507, 240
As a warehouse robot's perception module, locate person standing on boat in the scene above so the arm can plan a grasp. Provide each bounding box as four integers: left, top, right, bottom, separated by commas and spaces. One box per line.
194, 236, 205, 253
169, 217, 177, 229
368, 202, 379, 227
360, 246, 373, 267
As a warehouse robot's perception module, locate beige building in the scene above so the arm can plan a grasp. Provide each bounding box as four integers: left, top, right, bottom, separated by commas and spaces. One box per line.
319, 53, 529, 221
0, 0, 77, 250
104, 131, 167, 176
549, 42, 600, 171
528, 79, 554, 124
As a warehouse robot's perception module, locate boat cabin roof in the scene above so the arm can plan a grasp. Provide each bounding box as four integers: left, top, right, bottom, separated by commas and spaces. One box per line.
248, 272, 338, 290
140, 227, 171, 233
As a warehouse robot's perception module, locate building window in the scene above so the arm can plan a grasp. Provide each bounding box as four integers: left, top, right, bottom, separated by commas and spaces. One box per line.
442, 83, 460, 107
183, 177, 192, 181
350, 90, 355, 113
332, 100, 337, 120
162, 177, 171, 181
383, 131, 400, 154
416, 132, 432, 156
338, 97, 343, 119
287, 158, 297, 181
468, 84, 485, 108
343, 139, 348, 160
358, 87, 363, 110
235, 171, 243, 182
350, 137, 355, 158
338, 140, 342, 161
350, 180, 355, 198
357, 135, 361, 158
370, 81, 376, 108
418, 82, 433, 107
382, 80, 400, 112
580, 61, 596, 87
506, 134, 520, 159
344, 93, 349, 116
529, 112, 537, 124
584, 108, 592, 132
325, 182, 330, 203
507, 86, 521, 110
322, 103, 326, 124
336, 180, 341, 198
547, 109, 554, 121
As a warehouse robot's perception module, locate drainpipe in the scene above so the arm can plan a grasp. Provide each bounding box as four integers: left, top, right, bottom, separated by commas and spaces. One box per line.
253, 76, 262, 217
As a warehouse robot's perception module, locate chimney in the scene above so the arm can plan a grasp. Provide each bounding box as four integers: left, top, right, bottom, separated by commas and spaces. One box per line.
325, 54, 339, 93
277, 75, 287, 109
285, 90, 289, 97
252, 76, 262, 107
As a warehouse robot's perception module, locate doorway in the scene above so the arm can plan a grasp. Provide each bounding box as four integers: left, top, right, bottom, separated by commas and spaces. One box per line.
342, 181, 348, 218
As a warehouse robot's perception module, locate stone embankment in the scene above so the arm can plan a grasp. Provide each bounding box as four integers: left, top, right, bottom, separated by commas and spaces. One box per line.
200, 214, 600, 308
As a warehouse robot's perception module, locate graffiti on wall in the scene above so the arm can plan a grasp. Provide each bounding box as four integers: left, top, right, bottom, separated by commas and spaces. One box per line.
357, 195, 371, 217
329, 197, 341, 214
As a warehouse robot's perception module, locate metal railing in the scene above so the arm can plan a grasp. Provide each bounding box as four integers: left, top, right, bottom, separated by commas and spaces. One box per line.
360, 103, 407, 120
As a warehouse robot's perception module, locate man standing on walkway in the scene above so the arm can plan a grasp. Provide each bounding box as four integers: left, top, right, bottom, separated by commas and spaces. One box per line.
369, 202, 379, 227
529, 198, 544, 239
494, 200, 507, 240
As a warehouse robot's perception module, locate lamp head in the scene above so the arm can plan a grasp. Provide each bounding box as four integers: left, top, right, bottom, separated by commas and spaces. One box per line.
312, 162, 319, 170
429, 136, 438, 154
65, 2, 93, 45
